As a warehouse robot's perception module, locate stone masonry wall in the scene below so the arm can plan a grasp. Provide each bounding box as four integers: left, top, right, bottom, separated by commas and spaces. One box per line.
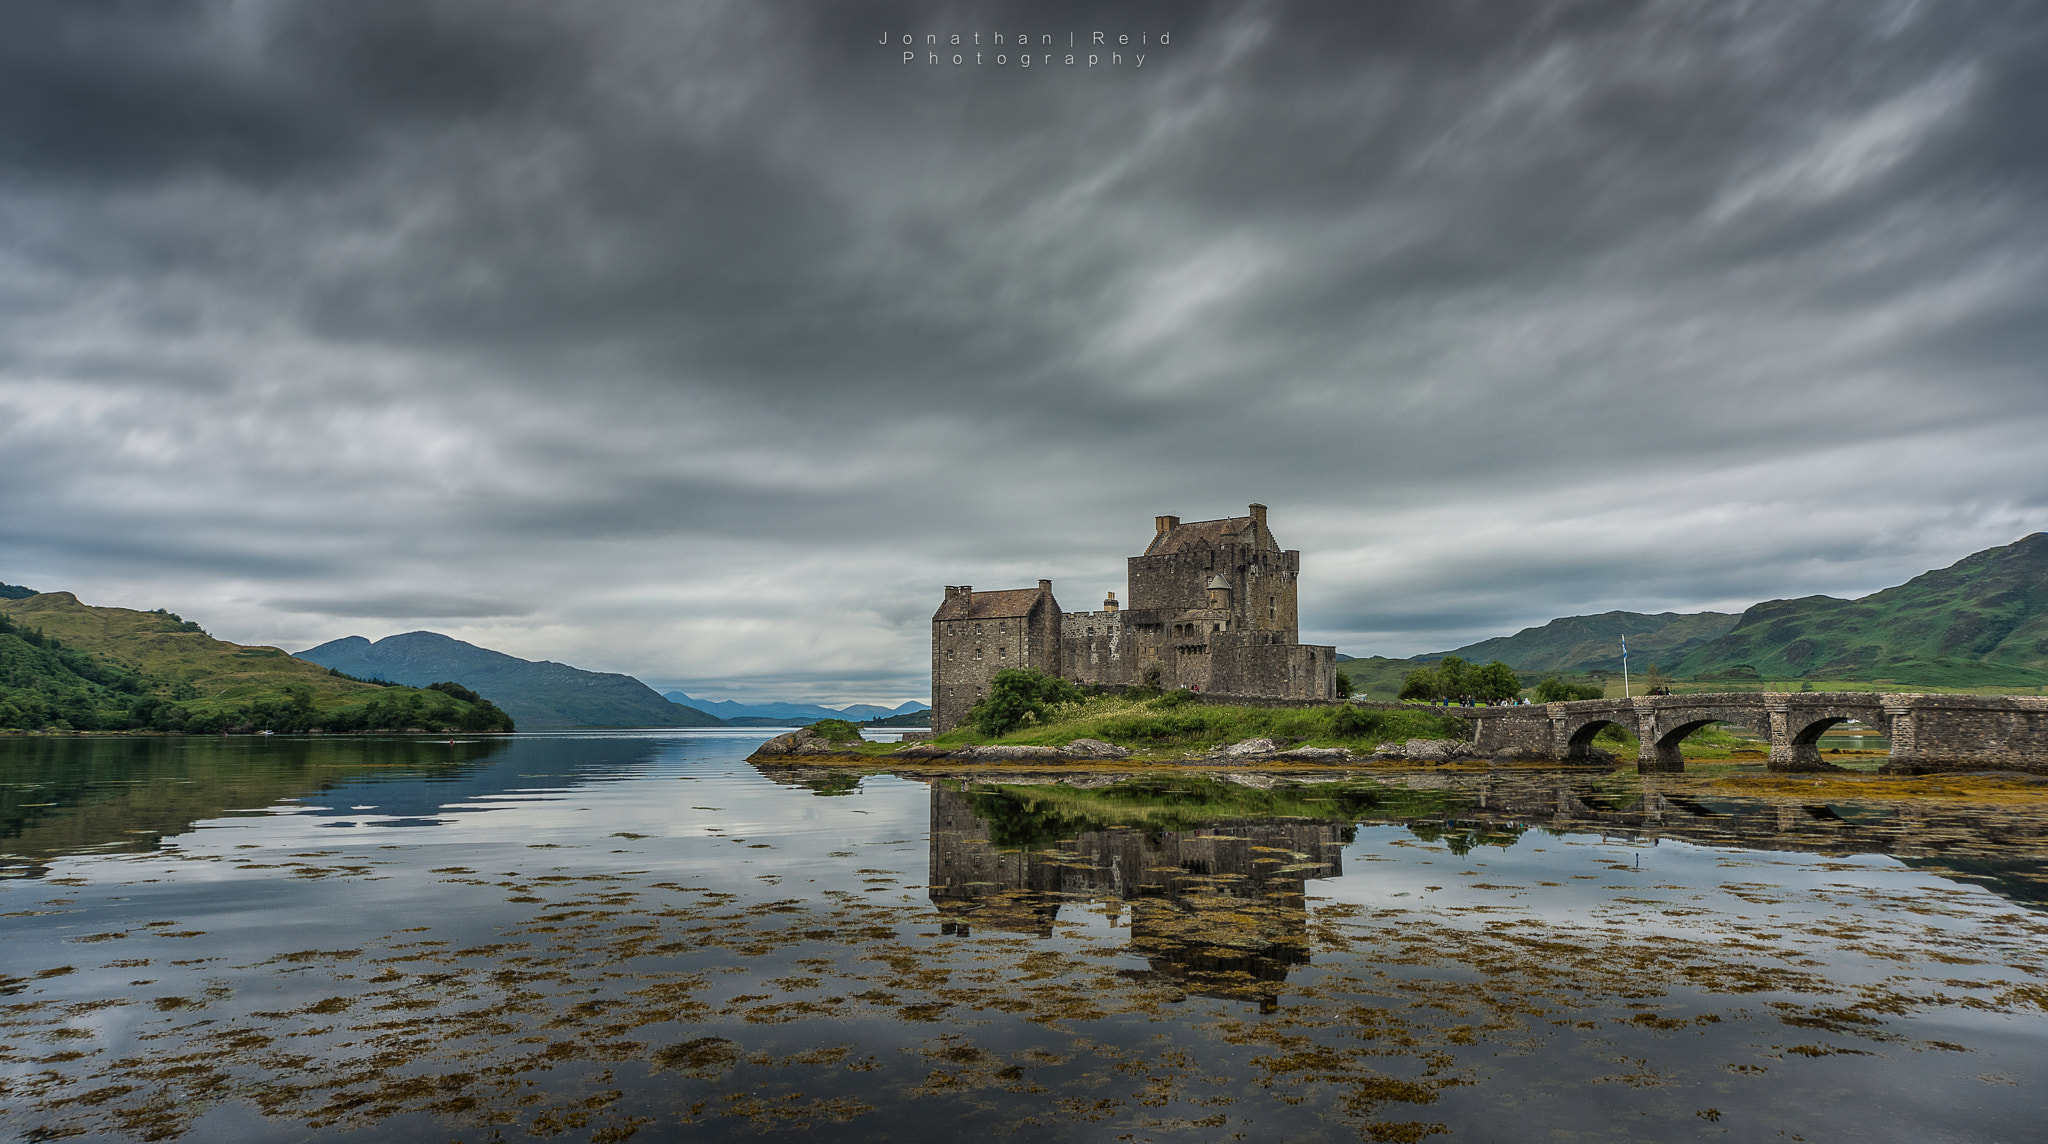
1060, 609, 1127, 688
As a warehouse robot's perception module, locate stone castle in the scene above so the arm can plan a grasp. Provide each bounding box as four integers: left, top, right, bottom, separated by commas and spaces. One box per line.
930, 503, 1338, 731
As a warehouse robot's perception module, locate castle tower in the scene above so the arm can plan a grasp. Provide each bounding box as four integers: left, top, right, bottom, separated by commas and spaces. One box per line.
930, 579, 1061, 732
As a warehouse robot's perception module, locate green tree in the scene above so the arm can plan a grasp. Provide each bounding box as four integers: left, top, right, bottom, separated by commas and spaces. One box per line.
970, 668, 1085, 736
1334, 670, 1353, 699
1469, 661, 1522, 702
1398, 666, 1441, 702
1434, 656, 1470, 698
1533, 676, 1604, 702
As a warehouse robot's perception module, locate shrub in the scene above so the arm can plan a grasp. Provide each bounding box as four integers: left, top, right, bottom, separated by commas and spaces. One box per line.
807, 718, 865, 743
970, 669, 1086, 736
1334, 670, 1353, 699
1331, 704, 1375, 738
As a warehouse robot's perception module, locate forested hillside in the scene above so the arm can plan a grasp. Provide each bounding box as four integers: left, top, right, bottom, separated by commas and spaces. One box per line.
1426, 611, 1739, 674
1670, 533, 2048, 687
0, 592, 512, 733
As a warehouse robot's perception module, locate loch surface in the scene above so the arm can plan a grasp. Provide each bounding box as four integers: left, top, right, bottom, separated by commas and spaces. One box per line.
4, 731, 2047, 1143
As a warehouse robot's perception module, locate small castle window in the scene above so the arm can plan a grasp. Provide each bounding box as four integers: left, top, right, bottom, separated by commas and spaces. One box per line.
998, 647, 1007, 657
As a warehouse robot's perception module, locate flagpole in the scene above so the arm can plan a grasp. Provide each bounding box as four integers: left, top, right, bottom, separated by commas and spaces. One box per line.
1622, 635, 1630, 698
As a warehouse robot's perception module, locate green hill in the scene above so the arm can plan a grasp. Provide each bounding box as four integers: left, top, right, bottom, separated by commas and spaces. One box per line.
296, 631, 722, 729
1423, 610, 1739, 674
0, 592, 512, 733
1669, 533, 2048, 688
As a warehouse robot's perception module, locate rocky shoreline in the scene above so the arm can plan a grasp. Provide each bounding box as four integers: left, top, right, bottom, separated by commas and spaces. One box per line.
748, 727, 1599, 766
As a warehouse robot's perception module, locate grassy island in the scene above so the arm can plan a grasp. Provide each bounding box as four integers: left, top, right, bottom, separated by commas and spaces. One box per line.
928, 690, 1468, 753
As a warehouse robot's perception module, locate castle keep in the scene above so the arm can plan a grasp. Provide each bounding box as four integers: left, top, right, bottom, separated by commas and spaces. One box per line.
931, 504, 1338, 731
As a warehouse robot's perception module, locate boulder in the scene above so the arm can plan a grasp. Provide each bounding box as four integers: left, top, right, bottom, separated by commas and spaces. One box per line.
1060, 738, 1132, 760
1215, 737, 1282, 757
753, 728, 867, 757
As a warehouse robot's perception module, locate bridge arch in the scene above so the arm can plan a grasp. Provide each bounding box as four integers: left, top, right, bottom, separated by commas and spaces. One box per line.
1564, 717, 1631, 762
1782, 712, 1859, 769
1647, 717, 1724, 772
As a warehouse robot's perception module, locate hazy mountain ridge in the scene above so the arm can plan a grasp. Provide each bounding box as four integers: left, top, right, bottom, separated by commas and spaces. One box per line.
299, 632, 723, 729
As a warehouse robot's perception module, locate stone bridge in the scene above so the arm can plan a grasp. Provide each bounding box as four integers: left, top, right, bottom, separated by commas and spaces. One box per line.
1441, 692, 2048, 774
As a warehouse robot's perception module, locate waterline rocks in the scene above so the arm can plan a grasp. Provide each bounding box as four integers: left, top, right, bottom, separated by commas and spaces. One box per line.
1371, 738, 1484, 763
753, 727, 867, 757
1207, 738, 1355, 763
751, 730, 1133, 762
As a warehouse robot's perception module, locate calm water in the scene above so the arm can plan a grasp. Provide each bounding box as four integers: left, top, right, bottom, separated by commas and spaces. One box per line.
4, 731, 2046, 1143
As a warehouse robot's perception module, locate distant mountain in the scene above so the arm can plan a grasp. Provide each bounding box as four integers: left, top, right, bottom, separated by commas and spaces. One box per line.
1425, 611, 1740, 674
298, 632, 722, 729
1668, 533, 2048, 687
663, 693, 928, 723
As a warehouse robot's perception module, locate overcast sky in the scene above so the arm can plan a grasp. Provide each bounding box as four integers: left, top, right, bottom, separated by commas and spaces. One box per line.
4, 0, 2045, 705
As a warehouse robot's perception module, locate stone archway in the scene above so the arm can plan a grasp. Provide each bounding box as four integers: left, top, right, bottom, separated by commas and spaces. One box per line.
1647, 717, 1722, 772
1565, 718, 1630, 763
1782, 715, 1852, 771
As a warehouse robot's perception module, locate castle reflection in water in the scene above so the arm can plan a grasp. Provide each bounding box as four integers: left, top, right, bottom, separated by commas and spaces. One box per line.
927, 784, 1349, 1006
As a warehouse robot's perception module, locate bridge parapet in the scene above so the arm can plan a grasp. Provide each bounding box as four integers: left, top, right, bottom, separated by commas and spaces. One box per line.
1443, 691, 2048, 775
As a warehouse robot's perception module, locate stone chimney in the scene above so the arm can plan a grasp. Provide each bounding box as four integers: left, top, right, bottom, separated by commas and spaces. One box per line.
1038, 579, 1052, 598
1102, 590, 1119, 614
1156, 514, 1180, 534
1249, 503, 1267, 529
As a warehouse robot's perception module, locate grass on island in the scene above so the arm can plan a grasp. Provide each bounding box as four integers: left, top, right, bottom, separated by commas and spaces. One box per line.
845, 693, 1474, 757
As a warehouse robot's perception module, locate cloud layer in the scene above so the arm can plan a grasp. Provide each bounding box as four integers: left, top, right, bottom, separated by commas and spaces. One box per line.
5, 0, 2045, 703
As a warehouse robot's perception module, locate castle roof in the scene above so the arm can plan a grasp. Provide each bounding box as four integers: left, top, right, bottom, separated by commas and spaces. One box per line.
1145, 515, 1268, 556
932, 587, 1045, 621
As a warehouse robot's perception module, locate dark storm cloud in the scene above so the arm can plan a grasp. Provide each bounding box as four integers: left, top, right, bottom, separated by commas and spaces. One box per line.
3, 0, 2045, 701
